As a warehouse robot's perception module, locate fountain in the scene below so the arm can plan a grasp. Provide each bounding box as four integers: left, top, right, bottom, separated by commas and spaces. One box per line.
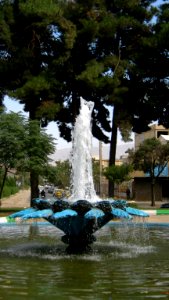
9, 97, 149, 252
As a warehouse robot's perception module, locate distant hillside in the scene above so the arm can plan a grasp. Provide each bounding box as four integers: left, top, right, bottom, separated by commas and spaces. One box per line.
49, 142, 134, 163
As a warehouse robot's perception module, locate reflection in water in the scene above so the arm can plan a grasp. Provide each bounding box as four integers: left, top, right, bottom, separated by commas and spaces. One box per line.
28, 223, 40, 240
0, 224, 169, 300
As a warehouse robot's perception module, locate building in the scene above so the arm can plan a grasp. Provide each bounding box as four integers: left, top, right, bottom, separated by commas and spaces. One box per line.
134, 124, 169, 202
93, 148, 131, 199
135, 124, 169, 150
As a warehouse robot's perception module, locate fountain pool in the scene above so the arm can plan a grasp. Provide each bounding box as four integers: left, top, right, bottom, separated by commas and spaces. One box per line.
0, 222, 169, 300
1, 96, 163, 299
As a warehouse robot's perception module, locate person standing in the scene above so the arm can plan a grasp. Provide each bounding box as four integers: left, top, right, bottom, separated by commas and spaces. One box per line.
126, 188, 131, 200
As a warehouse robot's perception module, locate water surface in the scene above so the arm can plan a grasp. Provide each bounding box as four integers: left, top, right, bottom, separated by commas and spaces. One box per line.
0, 222, 169, 300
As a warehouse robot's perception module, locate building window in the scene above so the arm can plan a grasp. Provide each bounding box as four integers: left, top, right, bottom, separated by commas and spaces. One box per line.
157, 131, 169, 138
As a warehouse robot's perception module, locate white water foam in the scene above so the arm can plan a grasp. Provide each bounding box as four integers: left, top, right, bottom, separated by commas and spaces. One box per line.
69, 97, 99, 202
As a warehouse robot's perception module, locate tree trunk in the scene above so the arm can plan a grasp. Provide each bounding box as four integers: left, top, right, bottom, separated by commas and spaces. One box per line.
0, 167, 8, 204
29, 108, 40, 205
30, 170, 39, 206
151, 178, 156, 207
108, 106, 118, 197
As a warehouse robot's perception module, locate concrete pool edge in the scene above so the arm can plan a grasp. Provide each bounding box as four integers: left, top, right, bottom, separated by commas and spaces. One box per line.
143, 209, 169, 215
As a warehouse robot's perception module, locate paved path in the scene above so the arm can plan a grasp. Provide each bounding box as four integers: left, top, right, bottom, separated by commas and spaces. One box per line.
142, 214, 169, 223
1, 189, 30, 208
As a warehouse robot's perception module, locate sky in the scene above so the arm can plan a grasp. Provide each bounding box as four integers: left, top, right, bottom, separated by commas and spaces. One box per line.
4, 96, 133, 150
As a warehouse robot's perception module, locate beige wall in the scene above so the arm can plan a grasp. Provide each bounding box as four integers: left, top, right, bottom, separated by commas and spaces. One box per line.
133, 178, 162, 202
94, 158, 126, 198
135, 124, 169, 150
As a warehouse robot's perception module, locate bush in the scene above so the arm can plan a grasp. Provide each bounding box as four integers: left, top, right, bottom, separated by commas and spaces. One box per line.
1, 176, 19, 198
127, 201, 138, 208
2, 185, 19, 198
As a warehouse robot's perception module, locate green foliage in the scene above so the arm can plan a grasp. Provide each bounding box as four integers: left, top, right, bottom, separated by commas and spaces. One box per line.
18, 119, 55, 174
128, 138, 169, 206
77, 60, 105, 87
13, 76, 51, 99
0, 0, 169, 138
128, 138, 169, 177
0, 112, 55, 199
54, 160, 71, 188
0, 112, 26, 170
0, 176, 19, 198
104, 164, 133, 185
92, 158, 100, 186
0, 112, 55, 176
19, 0, 62, 17
44, 160, 71, 189
2, 185, 19, 198
0, 0, 75, 128
36, 101, 61, 121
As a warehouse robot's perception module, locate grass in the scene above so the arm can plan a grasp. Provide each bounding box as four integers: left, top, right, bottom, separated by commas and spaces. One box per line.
0, 207, 24, 212
2, 185, 19, 198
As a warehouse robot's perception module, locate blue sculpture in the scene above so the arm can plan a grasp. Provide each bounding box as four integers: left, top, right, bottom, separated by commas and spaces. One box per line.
9, 198, 149, 252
